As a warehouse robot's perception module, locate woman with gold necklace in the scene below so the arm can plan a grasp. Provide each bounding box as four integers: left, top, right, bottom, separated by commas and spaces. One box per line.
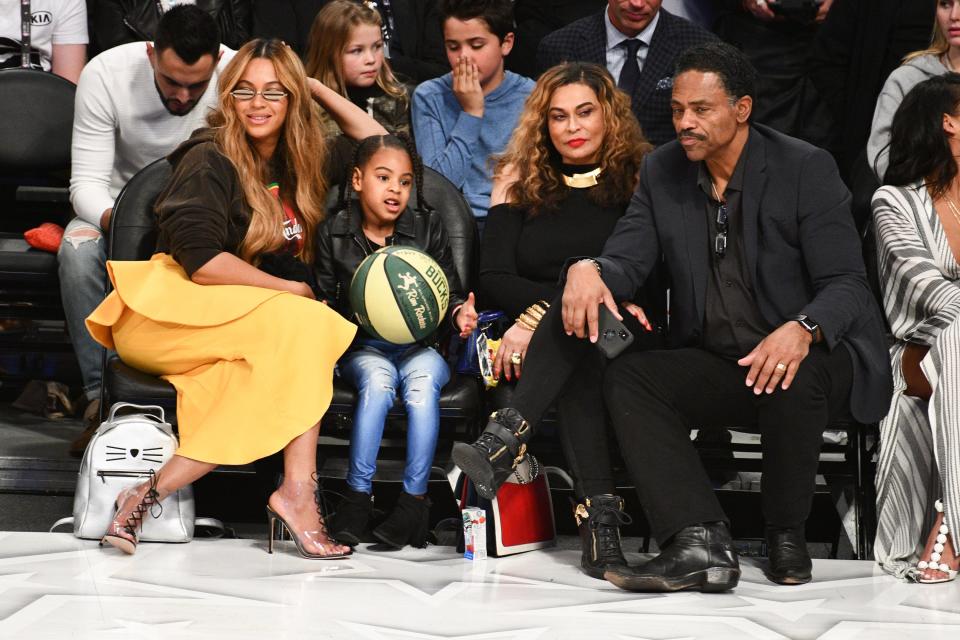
469, 62, 664, 579
873, 74, 960, 583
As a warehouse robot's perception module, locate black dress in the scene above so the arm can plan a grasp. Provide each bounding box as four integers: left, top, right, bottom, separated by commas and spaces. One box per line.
478, 164, 665, 497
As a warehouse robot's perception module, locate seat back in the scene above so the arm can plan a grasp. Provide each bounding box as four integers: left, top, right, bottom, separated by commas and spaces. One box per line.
108, 159, 172, 261
326, 166, 479, 290
419, 166, 478, 291
0, 69, 75, 172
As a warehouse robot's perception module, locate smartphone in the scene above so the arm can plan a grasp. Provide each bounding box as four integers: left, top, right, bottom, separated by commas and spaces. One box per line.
597, 305, 634, 359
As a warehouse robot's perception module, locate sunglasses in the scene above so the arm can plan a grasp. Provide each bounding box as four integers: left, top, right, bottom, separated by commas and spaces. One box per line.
230, 88, 288, 102
714, 204, 728, 258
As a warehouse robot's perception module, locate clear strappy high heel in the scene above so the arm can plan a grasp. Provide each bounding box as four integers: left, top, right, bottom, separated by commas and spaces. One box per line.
100, 470, 162, 555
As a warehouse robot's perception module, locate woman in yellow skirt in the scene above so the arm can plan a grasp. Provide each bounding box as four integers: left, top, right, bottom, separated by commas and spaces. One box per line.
86, 38, 388, 559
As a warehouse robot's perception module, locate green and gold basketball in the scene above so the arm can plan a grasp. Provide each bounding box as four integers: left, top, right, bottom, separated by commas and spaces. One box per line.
349, 246, 450, 344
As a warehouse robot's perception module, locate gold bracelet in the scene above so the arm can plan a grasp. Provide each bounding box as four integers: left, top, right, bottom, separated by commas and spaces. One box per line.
516, 320, 537, 332
520, 312, 541, 329
524, 306, 545, 322
516, 314, 538, 331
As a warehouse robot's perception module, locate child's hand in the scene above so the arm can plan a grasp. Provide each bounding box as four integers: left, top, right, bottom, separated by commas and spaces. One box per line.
456, 292, 478, 338
452, 57, 484, 118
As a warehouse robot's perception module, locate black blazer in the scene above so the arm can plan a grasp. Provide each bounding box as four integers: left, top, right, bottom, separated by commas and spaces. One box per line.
595, 124, 893, 423
536, 9, 716, 146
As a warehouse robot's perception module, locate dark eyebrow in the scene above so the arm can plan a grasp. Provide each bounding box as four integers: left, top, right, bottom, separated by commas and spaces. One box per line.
235, 80, 284, 88
161, 72, 208, 90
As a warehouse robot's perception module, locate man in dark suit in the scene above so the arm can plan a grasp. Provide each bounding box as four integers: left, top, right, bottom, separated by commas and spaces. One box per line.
562, 41, 892, 591
536, 0, 716, 146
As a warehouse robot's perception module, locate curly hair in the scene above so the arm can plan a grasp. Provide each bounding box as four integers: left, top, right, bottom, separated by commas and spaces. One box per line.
206, 38, 327, 264
495, 62, 650, 215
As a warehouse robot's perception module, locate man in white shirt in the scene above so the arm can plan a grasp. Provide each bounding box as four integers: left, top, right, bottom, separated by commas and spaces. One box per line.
60, 4, 235, 453
0, 0, 88, 82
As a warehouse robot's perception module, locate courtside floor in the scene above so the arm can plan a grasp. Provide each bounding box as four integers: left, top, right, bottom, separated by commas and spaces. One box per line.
0, 532, 958, 639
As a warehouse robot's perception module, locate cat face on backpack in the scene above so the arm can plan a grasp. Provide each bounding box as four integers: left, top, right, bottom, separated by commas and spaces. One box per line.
103, 444, 164, 464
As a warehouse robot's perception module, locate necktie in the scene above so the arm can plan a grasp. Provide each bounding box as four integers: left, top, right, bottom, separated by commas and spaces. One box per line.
617, 39, 642, 95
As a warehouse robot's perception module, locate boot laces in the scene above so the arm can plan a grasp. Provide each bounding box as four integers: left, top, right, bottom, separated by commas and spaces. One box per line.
590, 504, 632, 559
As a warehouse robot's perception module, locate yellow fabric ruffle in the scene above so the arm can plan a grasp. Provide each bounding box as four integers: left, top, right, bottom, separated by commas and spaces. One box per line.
85, 254, 357, 465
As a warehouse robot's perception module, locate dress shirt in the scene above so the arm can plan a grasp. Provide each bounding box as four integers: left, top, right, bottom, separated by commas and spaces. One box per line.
603, 8, 660, 82
696, 131, 771, 359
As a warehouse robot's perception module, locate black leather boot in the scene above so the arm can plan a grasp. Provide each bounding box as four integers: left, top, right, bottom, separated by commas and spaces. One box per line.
766, 526, 812, 585
575, 494, 632, 580
329, 488, 373, 546
373, 493, 432, 549
604, 522, 740, 593
451, 408, 533, 500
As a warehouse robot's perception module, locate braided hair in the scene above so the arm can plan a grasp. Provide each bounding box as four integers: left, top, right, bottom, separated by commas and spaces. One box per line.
338, 133, 431, 215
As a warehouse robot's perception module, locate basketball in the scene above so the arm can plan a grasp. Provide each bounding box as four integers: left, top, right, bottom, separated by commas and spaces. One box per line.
349, 246, 450, 344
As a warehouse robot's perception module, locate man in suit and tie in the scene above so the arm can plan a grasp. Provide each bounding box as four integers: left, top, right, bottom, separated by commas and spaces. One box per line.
536, 0, 715, 146
562, 41, 892, 591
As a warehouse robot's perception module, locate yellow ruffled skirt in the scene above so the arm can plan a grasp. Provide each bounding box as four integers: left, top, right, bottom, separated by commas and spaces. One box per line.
86, 254, 357, 465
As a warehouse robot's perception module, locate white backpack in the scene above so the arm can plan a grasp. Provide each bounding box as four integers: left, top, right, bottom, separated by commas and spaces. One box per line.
53, 403, 196, 542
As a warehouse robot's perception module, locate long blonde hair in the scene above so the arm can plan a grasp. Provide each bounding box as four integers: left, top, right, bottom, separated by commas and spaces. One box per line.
303, 0, 407, 107
905, 0, 950, 63
207, 38, 327, 264
495, 62, 651, 215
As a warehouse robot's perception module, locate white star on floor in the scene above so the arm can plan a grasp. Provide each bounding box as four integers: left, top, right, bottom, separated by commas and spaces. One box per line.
724, 596, 846, 622
338, 622, 550, 640
103, 619, 195, 639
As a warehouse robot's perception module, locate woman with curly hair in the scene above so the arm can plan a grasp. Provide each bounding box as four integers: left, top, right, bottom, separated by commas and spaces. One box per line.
454, 61, 664, 580
85, 38, 387, 559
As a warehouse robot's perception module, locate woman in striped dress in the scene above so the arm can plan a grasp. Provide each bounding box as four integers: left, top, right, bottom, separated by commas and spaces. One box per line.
873, 73, 960, 582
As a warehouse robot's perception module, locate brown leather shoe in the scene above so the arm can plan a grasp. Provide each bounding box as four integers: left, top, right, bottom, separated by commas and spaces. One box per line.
68, 398, 101, 458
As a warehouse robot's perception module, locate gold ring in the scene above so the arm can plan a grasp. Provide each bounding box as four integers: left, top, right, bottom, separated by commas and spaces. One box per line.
775, 362, 786, 371
510, 352, 522, 365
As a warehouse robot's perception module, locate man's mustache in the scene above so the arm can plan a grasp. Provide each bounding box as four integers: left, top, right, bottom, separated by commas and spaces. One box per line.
678, 130, 706, 141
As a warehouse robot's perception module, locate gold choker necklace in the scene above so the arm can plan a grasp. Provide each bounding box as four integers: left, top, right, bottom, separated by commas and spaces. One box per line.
562, 167, 603, 188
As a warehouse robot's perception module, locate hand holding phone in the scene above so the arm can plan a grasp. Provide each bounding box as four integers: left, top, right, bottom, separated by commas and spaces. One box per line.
597, 305, 634, 359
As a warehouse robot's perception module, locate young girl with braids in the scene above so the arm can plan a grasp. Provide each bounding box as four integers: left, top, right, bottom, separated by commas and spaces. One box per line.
304, 0, 413, 137
315, 134, 478, 548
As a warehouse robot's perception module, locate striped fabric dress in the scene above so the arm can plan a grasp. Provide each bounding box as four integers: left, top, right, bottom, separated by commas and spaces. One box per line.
873, 183, 960, 579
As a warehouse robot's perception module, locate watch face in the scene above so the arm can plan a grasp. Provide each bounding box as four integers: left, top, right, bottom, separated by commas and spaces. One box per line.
797, 316, 817, 333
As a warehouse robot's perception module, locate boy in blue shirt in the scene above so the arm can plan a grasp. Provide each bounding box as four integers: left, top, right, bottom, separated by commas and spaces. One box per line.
412, 0, 535, 225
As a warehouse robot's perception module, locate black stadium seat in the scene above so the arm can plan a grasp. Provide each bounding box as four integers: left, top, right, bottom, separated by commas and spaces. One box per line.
0, 69, 75, 356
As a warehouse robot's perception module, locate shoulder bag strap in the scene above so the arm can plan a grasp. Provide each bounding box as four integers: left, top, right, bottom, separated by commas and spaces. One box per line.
19, 0, 31, 68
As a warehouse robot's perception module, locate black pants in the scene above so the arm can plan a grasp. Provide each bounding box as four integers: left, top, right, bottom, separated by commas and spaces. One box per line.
604, 344, 853, 544
504, 298, 662, 497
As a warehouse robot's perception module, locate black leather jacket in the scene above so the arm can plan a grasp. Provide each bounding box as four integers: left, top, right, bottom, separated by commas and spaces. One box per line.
93, 0, 251, 53
315, 202, 467, 341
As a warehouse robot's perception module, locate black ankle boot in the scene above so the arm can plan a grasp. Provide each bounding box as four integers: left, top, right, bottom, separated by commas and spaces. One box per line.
451, 408, 532, 500
329, 488, 373, 546
765, 526, 812, 585
605, 522, 740, 593
373, 493, 432, 549
575, 494, 632, 580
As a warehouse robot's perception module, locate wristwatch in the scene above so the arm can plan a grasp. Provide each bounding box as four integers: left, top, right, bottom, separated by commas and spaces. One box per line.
792, 314, 819, 341
576, 258, 602, 275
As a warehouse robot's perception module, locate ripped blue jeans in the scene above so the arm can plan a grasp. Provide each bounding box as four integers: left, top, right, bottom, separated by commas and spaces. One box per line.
57, 218, 108, 401
338, 339, 450, 496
